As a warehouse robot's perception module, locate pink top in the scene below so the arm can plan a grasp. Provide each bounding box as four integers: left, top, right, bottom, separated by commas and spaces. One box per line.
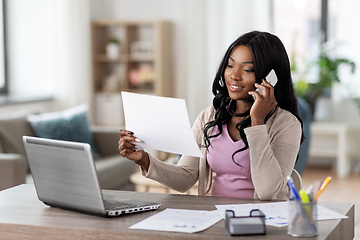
207, 124, 255, 198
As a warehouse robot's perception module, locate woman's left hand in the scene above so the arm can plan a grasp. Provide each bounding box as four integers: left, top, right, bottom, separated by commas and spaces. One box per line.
248, 79, 278, 126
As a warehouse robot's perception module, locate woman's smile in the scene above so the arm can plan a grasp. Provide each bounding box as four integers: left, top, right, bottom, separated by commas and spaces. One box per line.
228, 83, 245, 91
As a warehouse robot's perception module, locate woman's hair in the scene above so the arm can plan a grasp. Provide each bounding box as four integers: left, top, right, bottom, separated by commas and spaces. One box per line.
204, 31, 304, 168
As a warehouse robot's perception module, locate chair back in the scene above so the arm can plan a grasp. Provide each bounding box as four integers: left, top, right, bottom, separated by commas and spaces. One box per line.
291, 169, 302, 191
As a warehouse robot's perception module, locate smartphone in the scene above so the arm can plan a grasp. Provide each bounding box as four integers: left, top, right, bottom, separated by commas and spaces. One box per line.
255, 70, 277, 96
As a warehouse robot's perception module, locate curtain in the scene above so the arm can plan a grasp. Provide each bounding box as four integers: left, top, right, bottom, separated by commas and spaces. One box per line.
184, 0, 271, 123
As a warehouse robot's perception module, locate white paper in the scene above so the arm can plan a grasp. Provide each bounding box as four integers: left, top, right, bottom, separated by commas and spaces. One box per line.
316, 205, 349, 221
129, 208, 223, 233
215, 202, 348, 228
121, 92, 203, 158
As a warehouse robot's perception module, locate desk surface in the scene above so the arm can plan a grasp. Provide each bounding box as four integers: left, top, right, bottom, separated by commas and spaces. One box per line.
0, 184, 354, 240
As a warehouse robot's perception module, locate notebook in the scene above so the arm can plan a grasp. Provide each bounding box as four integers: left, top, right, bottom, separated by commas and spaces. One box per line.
22, 136, 161, 217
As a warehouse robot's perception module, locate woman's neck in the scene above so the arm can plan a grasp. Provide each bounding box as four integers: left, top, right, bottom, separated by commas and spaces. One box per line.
233, 99, 252, 115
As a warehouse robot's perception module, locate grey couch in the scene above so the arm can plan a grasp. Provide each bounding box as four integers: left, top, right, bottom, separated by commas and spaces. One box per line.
0, 115, 136, 191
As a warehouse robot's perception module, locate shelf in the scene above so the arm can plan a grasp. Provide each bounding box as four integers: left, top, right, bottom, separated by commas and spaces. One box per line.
96, 89, 155, 94
94, 54, 154, 62
91, 20, 172, 125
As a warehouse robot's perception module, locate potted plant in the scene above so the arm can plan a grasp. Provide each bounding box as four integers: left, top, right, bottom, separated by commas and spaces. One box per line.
106, 38, 121, 59
293, 45, 356, 118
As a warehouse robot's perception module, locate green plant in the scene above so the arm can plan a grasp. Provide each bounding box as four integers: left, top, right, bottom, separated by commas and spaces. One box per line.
108, 38, 119, 44
294, 79, 309, 99
293, 45, 356, 116
309, 47, 355, 100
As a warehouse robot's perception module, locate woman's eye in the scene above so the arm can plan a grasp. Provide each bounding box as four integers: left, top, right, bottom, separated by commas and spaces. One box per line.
244, 69, 254, 73
227, 64, 234, 68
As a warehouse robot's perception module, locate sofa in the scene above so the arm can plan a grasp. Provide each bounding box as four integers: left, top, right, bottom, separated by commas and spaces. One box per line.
0, 104, 136, 191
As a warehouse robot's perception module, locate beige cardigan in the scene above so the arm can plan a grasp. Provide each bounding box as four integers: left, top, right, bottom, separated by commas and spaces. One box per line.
141, 105, 302, 200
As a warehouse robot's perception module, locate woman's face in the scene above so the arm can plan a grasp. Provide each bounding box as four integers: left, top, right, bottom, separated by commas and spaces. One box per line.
224, 45, 256, 101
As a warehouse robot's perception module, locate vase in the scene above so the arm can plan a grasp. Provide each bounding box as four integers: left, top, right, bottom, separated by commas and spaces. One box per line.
106, 43, 120, 59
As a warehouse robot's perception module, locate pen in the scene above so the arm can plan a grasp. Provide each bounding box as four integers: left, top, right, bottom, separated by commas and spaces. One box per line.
306, 184, 314, 201
299, 190, 313, 218
287, 176, 300, 201
299, 190, 310, 204
314, 176, 332, 202
298, 190, 317, 232
312, 180, 323, 200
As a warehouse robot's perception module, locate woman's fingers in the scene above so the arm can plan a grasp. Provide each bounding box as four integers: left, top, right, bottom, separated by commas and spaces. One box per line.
261, 79, 275, 96
118, 139, 136, 151
119, 129, 134, 138
118, 129, 144, 161
248, 90, 261, 100
119, 130, 138, 143
119, 148, 144, 161
249, 78, 278, 126
252, 79, 274, 100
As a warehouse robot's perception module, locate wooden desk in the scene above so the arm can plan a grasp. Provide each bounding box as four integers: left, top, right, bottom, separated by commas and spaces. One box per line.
0, 184, 354, 240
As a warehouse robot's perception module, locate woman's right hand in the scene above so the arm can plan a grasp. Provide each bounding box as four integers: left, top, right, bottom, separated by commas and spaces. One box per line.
118, 129, 149, 171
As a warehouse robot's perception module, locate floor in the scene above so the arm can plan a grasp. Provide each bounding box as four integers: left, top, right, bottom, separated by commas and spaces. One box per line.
301, 166, 360, 239
134, 166, 360, 239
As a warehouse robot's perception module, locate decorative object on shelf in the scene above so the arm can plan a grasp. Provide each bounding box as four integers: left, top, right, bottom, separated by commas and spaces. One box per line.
129, 64, 154, 89
130, 41, 154, 58
106, 38, 121, 59
102, 73, 121, 92
293, 43, 356, 119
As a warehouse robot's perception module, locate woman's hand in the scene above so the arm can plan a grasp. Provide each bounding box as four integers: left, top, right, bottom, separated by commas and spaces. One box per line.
248, 79, 278, 126
118, 129, 149, 171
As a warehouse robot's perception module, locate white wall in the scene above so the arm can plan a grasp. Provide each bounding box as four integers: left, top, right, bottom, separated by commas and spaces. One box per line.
330, 0, 360, 121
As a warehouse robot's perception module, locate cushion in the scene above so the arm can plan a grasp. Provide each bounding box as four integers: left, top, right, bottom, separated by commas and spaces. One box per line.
27, 104, 98, 156
0, 116, 35, 156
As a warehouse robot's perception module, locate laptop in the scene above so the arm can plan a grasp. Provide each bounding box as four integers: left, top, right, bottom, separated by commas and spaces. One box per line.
22, 136, 161, 217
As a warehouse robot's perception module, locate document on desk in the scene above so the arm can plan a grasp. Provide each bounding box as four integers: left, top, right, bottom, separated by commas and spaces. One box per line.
216, 202, 348, 228
121, 92, 203, 158
129, 208, 223, 233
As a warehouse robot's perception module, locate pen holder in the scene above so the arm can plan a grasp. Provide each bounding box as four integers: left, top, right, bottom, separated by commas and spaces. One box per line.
287, 201, 317, 237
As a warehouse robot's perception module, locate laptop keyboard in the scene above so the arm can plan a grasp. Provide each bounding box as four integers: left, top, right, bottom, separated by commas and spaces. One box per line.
104, 200, 138, 210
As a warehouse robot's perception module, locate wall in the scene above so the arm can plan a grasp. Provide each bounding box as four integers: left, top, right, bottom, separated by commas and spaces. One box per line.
330, 0, 360, 121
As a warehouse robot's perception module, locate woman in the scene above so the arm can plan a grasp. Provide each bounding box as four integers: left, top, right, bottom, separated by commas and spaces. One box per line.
118, 31, 303, 200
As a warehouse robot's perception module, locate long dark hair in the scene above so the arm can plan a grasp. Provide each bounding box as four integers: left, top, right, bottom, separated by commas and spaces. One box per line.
204, 31, 304, 167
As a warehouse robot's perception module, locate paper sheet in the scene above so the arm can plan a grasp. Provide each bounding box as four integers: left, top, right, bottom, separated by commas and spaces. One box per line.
215, 202, 348, 228
121, 92, 203, 158
129, 208, 223, 233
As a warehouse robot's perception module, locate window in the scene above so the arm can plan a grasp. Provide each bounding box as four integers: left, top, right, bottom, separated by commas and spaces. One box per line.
0, 0, 7, 94
273, 0, 322, 83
